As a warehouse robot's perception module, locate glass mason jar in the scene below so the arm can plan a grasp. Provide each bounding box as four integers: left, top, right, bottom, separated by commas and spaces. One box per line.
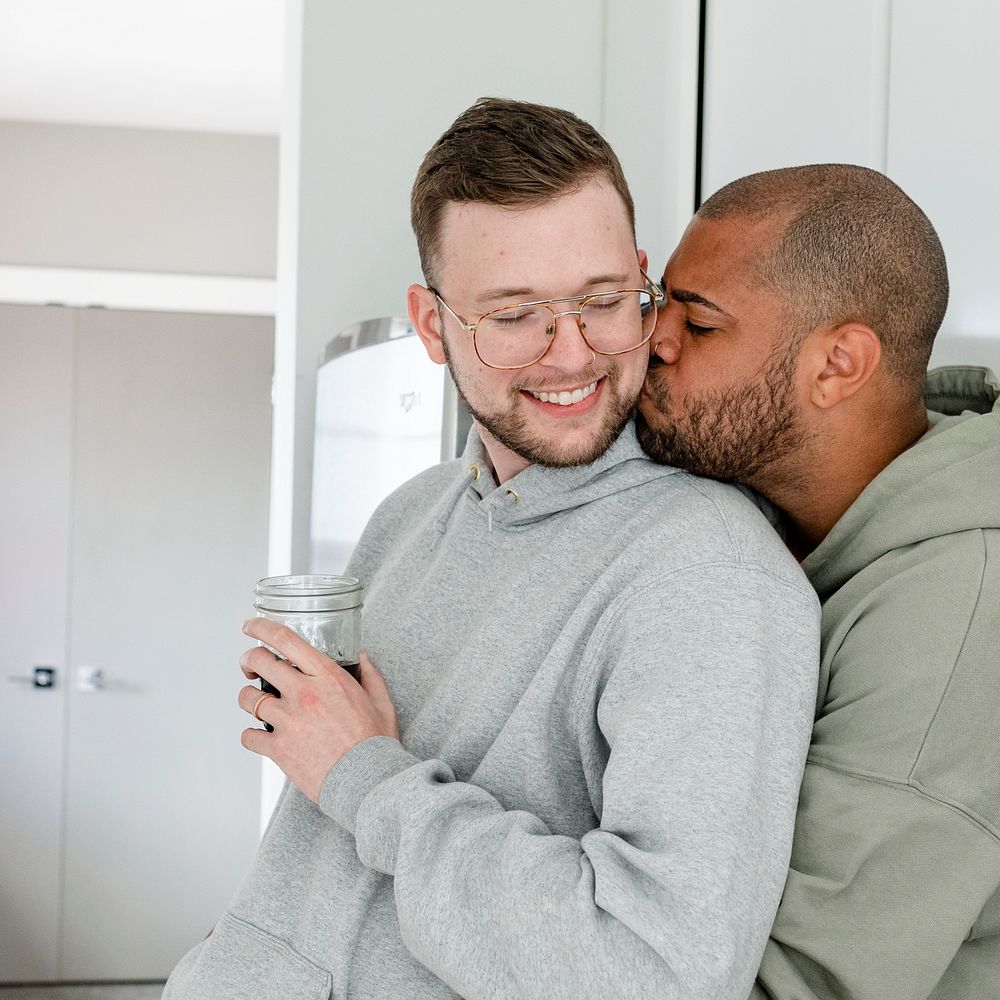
252, 576, 364, 728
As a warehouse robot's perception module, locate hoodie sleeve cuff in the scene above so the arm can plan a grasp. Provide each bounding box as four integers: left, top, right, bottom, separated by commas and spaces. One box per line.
319, 735, 419, 834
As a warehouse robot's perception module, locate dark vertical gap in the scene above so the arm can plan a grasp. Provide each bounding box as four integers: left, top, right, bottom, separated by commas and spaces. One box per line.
694, 0, 708, 210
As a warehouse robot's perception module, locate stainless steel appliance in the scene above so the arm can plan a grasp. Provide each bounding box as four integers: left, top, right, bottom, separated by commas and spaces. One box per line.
309, 316, 471, 574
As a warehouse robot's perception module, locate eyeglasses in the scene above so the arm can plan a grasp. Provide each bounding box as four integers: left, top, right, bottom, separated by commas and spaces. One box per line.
428, 271, 665, 370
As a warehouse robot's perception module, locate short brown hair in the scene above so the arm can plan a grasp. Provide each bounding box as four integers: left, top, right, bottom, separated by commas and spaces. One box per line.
411, 97, 636, 286
698, 164, 949, 393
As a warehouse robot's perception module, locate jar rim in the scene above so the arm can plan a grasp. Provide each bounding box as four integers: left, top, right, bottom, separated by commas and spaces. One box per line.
254, 574, 363, 612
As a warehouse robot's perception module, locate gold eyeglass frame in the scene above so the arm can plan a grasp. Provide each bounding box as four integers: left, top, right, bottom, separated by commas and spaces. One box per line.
428, 269, 665, 371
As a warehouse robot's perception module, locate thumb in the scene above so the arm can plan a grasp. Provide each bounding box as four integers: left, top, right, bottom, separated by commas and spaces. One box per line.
357, 650, 399, 736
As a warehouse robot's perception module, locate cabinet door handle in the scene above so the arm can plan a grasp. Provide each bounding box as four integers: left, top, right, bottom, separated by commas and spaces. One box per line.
74, 667, 137, 694
6, 666, 57, 688
76, 666, 105, 693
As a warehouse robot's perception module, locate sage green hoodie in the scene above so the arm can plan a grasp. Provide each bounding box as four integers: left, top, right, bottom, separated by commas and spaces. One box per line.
754, 366, 1000, 1000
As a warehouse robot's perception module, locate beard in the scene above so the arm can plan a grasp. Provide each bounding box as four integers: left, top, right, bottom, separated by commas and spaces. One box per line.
635, 340, 812, 492
446, 349, 637, 469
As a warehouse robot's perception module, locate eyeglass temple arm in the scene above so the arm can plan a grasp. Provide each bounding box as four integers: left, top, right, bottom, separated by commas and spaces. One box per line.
427, 286, 475, 331
640, 269, 665, 304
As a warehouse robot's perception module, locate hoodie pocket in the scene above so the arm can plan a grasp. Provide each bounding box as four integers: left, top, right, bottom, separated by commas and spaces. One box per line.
167, 911, 333, 1000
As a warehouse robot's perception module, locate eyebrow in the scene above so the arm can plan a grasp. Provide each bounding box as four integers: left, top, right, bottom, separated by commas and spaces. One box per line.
669, 288, 731, 315
476, 273, 632, 305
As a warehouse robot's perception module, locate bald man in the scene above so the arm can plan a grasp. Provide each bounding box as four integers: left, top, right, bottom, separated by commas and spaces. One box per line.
637, 164, 1000, 999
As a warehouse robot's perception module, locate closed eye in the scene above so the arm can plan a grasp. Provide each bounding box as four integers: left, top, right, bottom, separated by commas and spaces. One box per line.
587, 298, 624, 313
684, 320, 716, 336
487, 309, 536, 327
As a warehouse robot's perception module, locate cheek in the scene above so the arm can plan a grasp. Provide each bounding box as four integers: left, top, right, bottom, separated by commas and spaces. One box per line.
456, 358, 518, 408
619, 349, 651, 393
674, 340, 722, 379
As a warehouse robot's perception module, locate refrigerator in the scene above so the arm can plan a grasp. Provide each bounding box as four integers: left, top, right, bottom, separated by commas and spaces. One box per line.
309, 316, 471, 574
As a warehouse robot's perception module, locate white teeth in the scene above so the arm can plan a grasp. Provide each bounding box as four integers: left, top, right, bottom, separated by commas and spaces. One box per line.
529, 381, 598, 405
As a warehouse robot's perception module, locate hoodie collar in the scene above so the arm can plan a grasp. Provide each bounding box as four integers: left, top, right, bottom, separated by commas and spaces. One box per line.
802, 365, 1000, 598
455, 421, 679, 529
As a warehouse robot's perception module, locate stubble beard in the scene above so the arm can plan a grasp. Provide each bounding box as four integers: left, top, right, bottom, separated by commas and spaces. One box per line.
447, 352, 637, 469
635, 341, 813, 494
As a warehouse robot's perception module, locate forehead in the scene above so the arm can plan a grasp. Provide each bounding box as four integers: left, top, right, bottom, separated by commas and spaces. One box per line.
435, 178, 637, 297
667, 215, 783, 300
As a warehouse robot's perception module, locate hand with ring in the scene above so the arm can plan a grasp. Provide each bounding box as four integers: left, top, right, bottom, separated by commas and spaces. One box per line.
237, 619, 400, 804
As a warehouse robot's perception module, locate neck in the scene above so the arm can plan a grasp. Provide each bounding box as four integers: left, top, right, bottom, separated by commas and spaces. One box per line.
771, 405, 929, 558
476, 423, 531, 485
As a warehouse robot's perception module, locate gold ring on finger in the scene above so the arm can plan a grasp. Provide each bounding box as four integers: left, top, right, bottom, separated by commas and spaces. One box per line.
252, 692, 276, 723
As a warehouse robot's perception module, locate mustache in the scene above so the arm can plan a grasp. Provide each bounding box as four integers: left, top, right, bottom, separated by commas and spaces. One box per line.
642, 362, 671, 408
512, 363, 615, 393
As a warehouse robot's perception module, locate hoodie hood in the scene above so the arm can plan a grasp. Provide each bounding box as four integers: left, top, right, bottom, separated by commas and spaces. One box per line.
803, 365, 1000, 599
451, 421, 680, 530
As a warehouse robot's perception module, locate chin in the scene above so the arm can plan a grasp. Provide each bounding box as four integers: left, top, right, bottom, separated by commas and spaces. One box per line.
635, 411, 690, 469
527, 404, 638, 468
531, 440, 613, 469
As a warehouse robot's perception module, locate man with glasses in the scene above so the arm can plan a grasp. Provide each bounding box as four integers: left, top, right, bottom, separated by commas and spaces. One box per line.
164, 98, 820, 1000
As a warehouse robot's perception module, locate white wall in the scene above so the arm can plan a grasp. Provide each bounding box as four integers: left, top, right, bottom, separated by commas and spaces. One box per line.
604, 0, 702, 273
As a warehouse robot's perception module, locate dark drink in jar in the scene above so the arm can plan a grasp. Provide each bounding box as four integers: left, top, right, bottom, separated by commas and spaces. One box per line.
252, 575, 364, 731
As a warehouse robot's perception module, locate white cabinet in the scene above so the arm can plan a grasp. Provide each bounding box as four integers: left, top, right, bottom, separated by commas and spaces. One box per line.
1, 305, 273, 981
887, 1, 1000, 338
701, 0, 892, 194
700, 0, 999, 344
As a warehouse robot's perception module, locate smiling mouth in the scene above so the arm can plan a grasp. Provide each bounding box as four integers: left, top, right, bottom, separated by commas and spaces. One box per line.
526, 380, 599, 406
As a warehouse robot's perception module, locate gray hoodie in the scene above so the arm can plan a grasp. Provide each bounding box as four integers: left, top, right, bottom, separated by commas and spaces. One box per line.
164, 423, 820, 1000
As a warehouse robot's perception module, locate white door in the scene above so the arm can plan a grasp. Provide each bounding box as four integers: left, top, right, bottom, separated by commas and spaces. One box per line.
0, 305, 74, 981
0, 304, 274, 981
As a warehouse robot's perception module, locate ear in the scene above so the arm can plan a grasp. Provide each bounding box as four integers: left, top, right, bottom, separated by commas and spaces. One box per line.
407, 283, 447, 365
807, 322, 882, 409
636, 247, 649, 275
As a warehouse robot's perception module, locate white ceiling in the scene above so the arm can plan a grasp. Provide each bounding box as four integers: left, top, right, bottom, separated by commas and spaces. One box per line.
1, 0, 283, 135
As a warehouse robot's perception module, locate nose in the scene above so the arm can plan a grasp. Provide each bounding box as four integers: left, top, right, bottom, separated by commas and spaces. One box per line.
540, 309, 596, 369
648, 308, 681, 365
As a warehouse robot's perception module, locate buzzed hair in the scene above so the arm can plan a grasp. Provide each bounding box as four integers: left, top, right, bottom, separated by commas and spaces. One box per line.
411, 97, 636, 287
698, 164, 949, 393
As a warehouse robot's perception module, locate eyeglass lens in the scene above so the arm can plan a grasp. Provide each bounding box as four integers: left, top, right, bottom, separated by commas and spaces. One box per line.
475, 291, 656, 368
